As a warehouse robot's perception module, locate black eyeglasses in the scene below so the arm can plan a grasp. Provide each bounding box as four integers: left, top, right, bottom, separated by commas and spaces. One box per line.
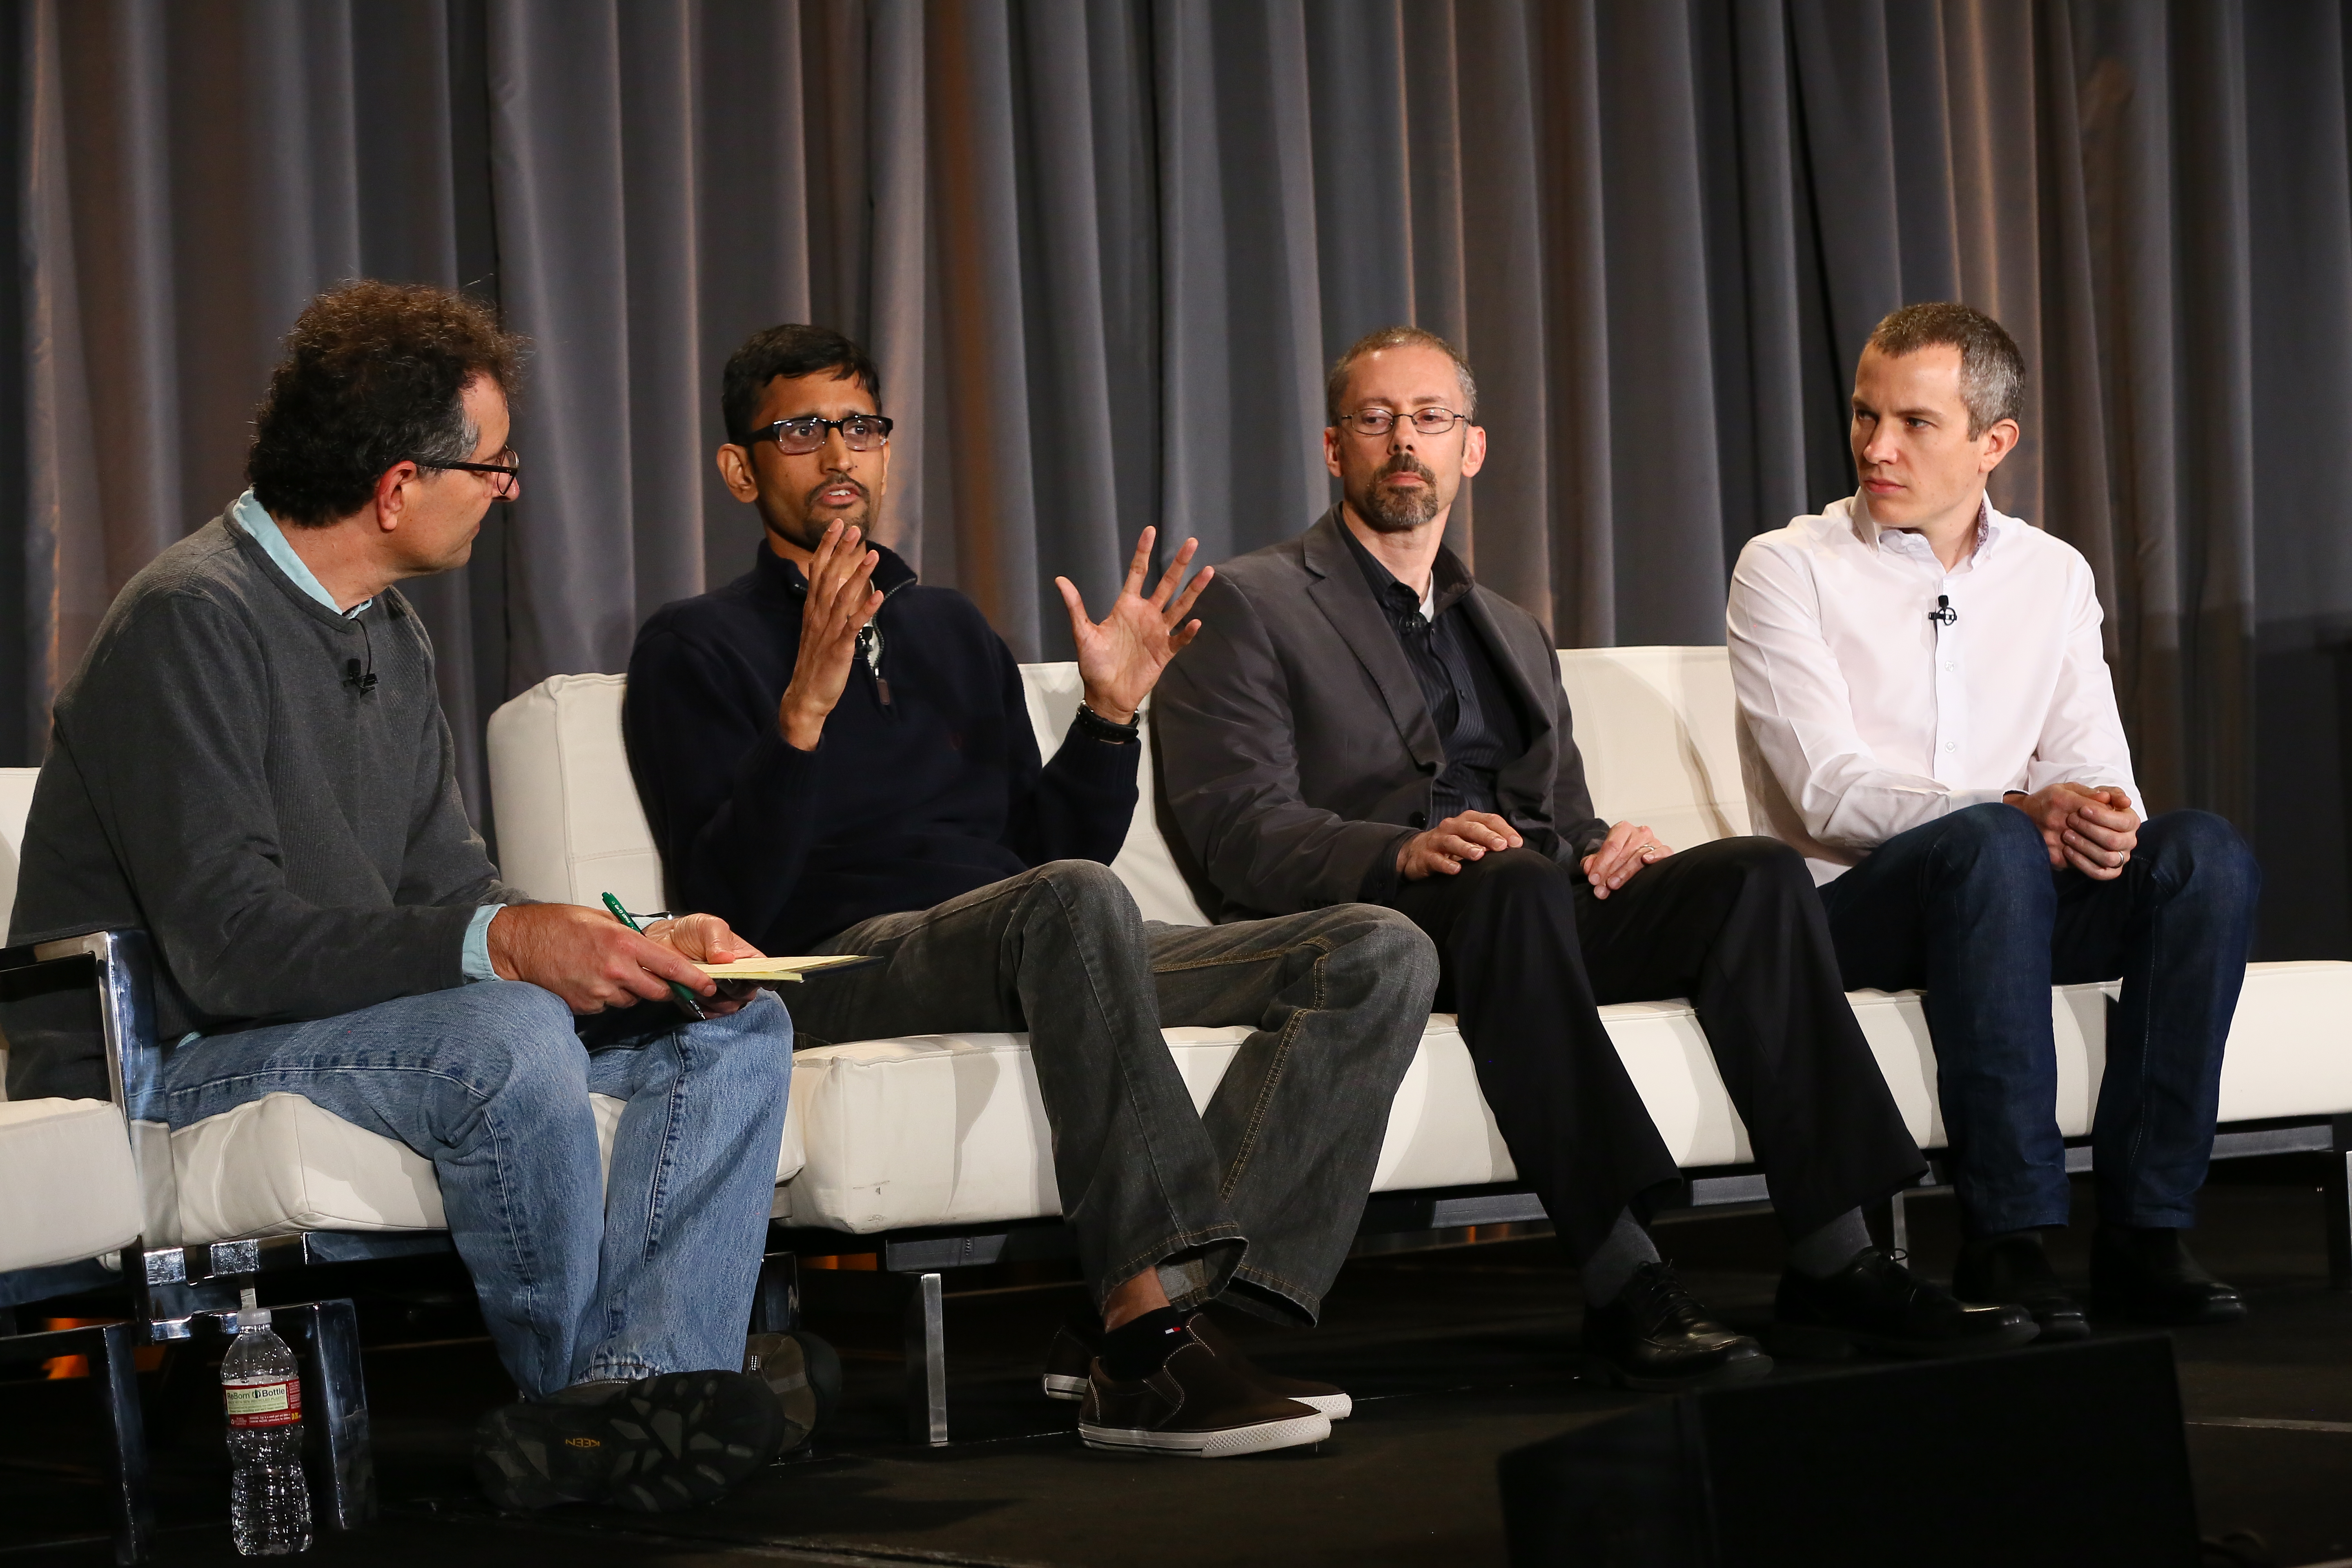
752, 414, 895, 456
415, 448, 521, 498
1337, 408, 1470, 438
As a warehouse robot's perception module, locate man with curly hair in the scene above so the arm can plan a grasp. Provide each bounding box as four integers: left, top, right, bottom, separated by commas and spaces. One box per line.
7, 281, 802, 1513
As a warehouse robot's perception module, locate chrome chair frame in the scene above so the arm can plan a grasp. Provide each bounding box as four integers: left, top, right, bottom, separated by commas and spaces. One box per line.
0, 929, 383, 1559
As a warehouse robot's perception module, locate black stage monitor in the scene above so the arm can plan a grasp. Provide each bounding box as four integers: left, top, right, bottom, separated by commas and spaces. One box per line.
1498, 1334, 2198, 1567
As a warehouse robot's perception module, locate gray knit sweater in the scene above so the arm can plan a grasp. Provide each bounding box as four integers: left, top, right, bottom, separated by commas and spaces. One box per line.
5, 511, 529, 1097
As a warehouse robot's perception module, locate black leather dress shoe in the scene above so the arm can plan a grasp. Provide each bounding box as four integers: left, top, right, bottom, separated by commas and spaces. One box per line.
1583, 1261, 1773, 1391
2091, 1226, 2247, 1325
1773, 1247, 2039, 1359
1953, 1231, 2090, 1342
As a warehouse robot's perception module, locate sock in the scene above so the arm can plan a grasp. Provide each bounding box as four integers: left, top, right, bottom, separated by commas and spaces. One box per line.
1098, 1305, 1191, 1381
1579, 1208, 1662, 1307
1785, 1207, 1875, 1278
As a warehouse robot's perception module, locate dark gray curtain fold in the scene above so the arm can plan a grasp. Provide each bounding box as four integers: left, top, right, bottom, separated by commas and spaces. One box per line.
10, 0, 2352, 953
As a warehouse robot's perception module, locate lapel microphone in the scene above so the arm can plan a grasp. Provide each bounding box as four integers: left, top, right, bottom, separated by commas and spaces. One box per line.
1929, 594, 1959, 627
343, 614, 378, 693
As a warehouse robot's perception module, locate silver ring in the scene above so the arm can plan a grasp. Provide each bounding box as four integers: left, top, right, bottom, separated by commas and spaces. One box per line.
1637, 843, 1663, 857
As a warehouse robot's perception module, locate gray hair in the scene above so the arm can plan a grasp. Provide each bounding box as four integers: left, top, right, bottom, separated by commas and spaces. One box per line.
1325, 325, 1478, 425
1865, 302, 2024, 437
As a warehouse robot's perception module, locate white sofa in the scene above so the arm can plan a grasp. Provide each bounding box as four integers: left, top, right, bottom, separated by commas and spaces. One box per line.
7, 647, 2350, 1270
482, 648, 2352, 1245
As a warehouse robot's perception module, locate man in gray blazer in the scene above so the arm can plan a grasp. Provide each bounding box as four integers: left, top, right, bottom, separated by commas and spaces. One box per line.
1154, 326, 2032, 1388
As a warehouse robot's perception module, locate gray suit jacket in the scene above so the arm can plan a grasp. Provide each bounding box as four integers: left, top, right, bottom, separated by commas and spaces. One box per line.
1154, 509, 1610, 920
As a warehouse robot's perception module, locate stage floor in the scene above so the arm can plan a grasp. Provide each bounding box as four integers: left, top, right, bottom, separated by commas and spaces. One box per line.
5, 1155, 2349, 1566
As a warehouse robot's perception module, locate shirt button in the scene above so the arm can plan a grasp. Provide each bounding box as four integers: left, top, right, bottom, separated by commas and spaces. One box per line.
1944, 742, 1958, 751
1944, 662, 1956, 671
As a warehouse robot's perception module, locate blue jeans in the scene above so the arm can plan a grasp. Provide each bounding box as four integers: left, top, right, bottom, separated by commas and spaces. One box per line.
159, 981, 793, 1400
1819, 805, 2260, 1235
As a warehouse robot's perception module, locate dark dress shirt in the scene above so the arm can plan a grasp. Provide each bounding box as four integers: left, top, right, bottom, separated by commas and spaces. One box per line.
1339, 527, 1530, 825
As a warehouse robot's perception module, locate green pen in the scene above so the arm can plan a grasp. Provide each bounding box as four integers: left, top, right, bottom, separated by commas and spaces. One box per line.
602, 892, 707, 1020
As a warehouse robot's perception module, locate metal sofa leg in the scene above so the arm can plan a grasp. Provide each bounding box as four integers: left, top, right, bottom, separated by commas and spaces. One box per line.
902, 1272, 947, 1446
95, 1322, 155, 1566
281, 1300, 376, 1530
2328, 1115, 2352, 1292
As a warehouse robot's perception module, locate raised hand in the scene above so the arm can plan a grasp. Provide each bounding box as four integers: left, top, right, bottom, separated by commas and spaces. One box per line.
778, 521, 883, 750
1054, 526, 1213, 724
1397, 811, 1523, 880
1580, 820, 1673, 899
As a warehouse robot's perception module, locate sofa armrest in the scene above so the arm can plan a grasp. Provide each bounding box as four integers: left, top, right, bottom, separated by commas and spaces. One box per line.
0, 928, 167, 1120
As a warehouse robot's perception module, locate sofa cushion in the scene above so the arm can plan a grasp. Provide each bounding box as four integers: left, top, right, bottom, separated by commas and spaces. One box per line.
485, 674, 664, 913
157, 1089, 807, 1247
1556, 647, 1751, 851
0, 1098, 144, 1272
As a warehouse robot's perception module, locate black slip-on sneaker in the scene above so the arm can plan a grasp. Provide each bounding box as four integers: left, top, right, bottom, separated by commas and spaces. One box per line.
473, 1370, 787, 1513
1045, 1311, 1351, 1419
1079, 1334, 1329, 1458
1042, 1318, 1094, 1402
1952, 1232, 2089, 1342
1180, 1312, 1352, 1420
1582, 1260, 1773, 1391
1773, 1247, 2038, 1359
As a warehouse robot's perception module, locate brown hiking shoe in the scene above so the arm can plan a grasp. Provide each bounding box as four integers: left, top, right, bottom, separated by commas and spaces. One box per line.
1078, 1333, 1329, 1458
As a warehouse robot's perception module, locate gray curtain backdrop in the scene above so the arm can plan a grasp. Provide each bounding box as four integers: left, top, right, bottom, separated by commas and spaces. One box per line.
8, 1, 2352, 957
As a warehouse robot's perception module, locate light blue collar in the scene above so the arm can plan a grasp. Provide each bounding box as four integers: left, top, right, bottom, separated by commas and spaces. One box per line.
230, 490, 371, 618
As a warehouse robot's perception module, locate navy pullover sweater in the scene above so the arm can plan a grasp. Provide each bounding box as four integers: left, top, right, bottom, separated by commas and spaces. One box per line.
624, 542, 1139, 955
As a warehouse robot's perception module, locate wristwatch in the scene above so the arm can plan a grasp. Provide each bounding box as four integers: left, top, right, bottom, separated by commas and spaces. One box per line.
1075, 699, 1141, 744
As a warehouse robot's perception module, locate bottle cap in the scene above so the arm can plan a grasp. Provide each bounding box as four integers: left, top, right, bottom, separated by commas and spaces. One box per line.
236, 1285, 270, 1331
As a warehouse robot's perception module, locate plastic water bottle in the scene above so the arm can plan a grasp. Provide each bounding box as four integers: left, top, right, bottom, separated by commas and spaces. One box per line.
222, 1288, 311, 1555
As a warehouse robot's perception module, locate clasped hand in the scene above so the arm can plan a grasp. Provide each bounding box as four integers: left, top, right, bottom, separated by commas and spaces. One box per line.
2005, 782, 2138, 880
486, 905, 768, 1017
1394, 812, 1672, 898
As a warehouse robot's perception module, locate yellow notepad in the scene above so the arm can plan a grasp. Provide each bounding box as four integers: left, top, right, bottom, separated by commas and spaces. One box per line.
693, 954, 872, 982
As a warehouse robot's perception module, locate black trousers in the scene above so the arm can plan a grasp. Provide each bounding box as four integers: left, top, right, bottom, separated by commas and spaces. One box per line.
1392, 838, 1927, 1261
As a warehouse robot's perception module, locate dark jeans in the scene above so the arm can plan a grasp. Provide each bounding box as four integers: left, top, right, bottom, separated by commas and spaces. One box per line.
1818, 805, 2260, 1236
796, 861, 1437, 1325
1392, 839, 1927, 1263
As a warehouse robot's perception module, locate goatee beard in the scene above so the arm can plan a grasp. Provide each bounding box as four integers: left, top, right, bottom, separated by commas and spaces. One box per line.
1354, 457, 1442, 533
788, 480, 873, 548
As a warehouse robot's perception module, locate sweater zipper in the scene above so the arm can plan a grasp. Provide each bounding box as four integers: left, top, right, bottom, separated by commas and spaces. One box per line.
858, 624, 889, 709
860, 576, 914, 713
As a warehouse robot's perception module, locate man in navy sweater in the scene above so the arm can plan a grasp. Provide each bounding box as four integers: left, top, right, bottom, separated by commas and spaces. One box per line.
625, 325, 1437, 1459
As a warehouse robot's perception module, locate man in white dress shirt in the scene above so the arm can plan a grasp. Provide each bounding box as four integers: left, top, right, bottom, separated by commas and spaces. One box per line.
1727, 303, 2260, 1337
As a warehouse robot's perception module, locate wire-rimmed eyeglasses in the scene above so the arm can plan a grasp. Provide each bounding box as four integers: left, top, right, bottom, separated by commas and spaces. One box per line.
751, 414, 895, 456
415, 448, 521, 499
1336, 407, 1471, 438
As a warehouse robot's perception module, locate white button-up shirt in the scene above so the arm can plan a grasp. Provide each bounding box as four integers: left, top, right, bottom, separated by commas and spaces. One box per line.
1725, 492, 2138, 884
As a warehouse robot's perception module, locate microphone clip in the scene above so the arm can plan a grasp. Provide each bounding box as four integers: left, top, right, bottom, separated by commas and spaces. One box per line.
1928, 595, 1959, 627
343, 658, 377, 694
